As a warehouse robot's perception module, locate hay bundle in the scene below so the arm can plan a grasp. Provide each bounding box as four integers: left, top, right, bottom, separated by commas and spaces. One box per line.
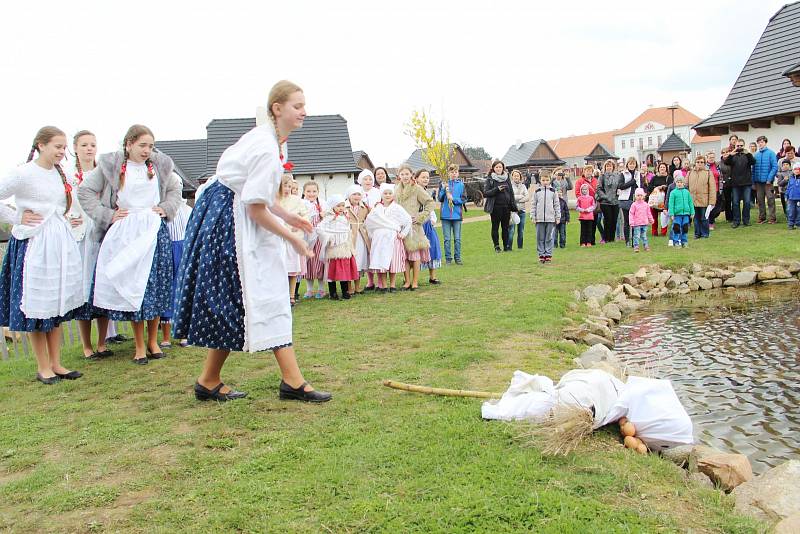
515, 404, 594, 456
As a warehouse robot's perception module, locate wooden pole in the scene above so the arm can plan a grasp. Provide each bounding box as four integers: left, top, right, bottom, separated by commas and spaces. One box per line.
382, 380, 501, 399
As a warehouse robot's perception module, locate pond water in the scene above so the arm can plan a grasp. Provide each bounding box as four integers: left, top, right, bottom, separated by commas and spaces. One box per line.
613, 283, 800, 475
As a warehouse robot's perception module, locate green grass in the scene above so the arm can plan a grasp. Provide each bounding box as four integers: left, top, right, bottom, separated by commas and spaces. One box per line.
2, 212, 796, 533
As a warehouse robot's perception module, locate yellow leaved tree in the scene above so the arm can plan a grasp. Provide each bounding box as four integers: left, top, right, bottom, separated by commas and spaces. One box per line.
405, 109, 455, 209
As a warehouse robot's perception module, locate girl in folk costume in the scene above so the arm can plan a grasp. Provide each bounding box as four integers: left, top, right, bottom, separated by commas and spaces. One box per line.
0, 127, 85, 384
173, 80, 331, 402
345, 184, 370, 295
79, 125, 181, 365
159, 193, 193, 348
413, 170, 442, 285
395, 165, 434, 290
62, 130, 115, 360
358, 169, 381, 208
365, 183, 412, 292
316, 195, 358, 300
302, 181, 326, 299
278, 173, 309, 306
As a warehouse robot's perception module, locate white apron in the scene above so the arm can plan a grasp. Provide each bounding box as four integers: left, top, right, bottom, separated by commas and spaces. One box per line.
229, 186, 292, 353
20, 214, 84, 319
93, 169, 162, 312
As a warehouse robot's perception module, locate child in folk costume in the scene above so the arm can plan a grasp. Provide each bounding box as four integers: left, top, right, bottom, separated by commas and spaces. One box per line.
396, 166, 434, 290
358, 169, 381, 209
278, 174, 309, 306
62, 130, 115, 360
79, 124, 181, 365
345, 184, 370, 295
0, 126, 85, 384
365, 183, 412, 292
316, 195, 358, 300
173, 80, 331, 403
302, 181, 326, 299
289, 179, 303, 303
160, 195, 192, 348
413, 170, 442, 285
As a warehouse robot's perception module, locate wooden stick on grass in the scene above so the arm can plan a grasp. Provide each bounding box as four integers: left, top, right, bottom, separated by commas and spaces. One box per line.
382, 380, 502, 399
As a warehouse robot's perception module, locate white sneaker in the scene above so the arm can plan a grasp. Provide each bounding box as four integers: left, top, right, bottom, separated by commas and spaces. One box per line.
667, 241, 674, 247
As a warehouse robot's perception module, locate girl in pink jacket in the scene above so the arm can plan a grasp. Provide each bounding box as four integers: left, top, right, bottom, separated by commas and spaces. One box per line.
628, 187, 654, 252
575, 183, 596, 247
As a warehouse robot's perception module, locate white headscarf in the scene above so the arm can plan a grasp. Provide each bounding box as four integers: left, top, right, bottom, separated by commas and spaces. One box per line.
325, 194, 345, 213
379, 183, 395, 193
357, 169, 375, 186
345, 184, 363, 199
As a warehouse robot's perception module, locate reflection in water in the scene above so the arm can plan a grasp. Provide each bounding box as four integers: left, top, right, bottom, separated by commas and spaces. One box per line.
613, 285, 800, 474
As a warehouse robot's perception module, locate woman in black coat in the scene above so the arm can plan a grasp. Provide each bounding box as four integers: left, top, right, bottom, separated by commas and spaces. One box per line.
483, 160, 518, 252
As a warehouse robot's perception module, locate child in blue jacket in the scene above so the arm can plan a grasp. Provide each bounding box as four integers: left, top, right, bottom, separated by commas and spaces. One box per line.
437, 164, 467, 264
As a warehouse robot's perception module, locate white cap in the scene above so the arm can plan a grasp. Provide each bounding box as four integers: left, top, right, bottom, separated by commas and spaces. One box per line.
357, 169, 375, 186
325, 194, 345, 212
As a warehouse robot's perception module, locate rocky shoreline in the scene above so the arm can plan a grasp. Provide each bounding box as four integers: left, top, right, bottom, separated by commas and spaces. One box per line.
563, 259, 800, 531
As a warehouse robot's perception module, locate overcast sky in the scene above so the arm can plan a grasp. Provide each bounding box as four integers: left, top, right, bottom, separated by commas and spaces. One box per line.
0, 0, 787, 173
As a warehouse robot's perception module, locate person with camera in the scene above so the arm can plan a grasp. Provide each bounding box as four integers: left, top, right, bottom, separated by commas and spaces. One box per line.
722, 139, 756, 228
483, 160, 517, 252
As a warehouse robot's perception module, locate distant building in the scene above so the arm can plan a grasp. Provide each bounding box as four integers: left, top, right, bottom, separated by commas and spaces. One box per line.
500, 139, 565, 174
404, 143, 479, 187
613, 106, 700, 163
694, 2, 800, 151
157, 114, 363, 199
549, 131, 617, 169
352, 150, 374, 171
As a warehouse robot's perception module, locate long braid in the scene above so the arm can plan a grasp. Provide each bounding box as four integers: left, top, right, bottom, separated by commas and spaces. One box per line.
27, 145, 37, 163
54, 164, 73, 215
145, 158, 155, 179
75, 155, 83, 183
119, 149, 128, 191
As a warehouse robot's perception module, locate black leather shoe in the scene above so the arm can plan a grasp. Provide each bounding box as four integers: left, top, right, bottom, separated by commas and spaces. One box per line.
388, 288, 397, 293
194, 382, 247, 401
55, 370, 82, 380
429, 279, 441, 285
147, 349, 166, 360
342, 292, 351, 300
132, 357, 148, 365
84, 352, 103, 361
36, 373, 60, 385
279, 381, 332, 403
96, 349, 114, 358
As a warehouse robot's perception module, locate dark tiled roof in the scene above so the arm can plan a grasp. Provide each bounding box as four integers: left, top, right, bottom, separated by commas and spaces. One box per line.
205, 118, 256, 177
287, 115, 361, 175
657, 133, 691, 153
353, 150, 366, 164
155, 139, 206, 191
405, 144, 477, 174
694, 2, 800, 130
501, 140, 565, 167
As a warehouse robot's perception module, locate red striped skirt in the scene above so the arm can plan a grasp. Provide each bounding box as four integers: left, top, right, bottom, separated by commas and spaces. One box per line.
407, 247, 431, 263
389, 237, 407, 273
305, 239, 325, 280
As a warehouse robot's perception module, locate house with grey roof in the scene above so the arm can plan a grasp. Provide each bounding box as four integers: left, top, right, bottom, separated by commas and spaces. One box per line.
500, 140, 565, 172
656, 133, 692, 164
694, 2, 800, 149
158, 114, 363, 200
405, 144, 478, 176
353, 150, 374, 171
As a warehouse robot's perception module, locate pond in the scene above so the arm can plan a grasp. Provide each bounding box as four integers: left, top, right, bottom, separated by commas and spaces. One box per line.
613, 283, 800, 475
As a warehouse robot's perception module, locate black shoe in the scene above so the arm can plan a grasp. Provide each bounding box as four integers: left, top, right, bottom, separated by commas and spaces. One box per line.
388, 288, 397, 293
743, 222, 751, 227
400, 286, 411, 291
96, 349, 114, 358
84, 352, 103, 361
731, 222, 739, 228
364, 286, 375, 291
329, 294, 340, 301
494, 246, 501, 253
445, 259, 452, 265
194, 382, 248, 402
455, 259, 463, 265
147, 349, 166, 360
279, 381, 332, 403
36, 373, 60, 385
132, 357, 148, 365
429, 279, 441, 285
409, 287, 417, 291
55, 370, 82, 380
342, 292, 351, 300
106, 334, 128, 344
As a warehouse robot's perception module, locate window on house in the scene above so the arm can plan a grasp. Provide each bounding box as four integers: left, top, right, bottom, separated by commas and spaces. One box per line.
648, 137, 653, 146
622, 140, 626, 149
638, 138, 643, 149
630, 138, 634, 147
658, 135, 662, 146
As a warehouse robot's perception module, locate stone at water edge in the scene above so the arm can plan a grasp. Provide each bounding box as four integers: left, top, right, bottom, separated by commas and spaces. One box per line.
787, 261, 800, 274
582, 332, 614, 349
677, 287, 691, 295
634, 268, 648, 282
698, 453, 753, 492
687, 280, 700, 292
661, 444, 694, 466
775, 269, 792, 279
757, 270, 777, 281
617, 299, 642, 314
761, 278, 799, 285
723, 271, 758, 287
576, 343, 619, 367
742, 265, 762, 273
666, 273, 688, 289
761, 264, 780, 274
711, 278, 723, 288
586, 314, 612, 326
733, 460, 800, 523
622, 274, 638, 286
583, 320, 614, 340
583, 284, 613, 302
692, 277, 713, 290
602, 303, 622, 322
658, 272, 673, 285
688, 471, 715, 489
622, 284, 642, 299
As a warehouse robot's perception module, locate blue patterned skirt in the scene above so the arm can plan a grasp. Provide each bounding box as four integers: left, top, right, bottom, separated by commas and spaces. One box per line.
160, 240, 184, 323
92, 222, 173, 322
0, 237, 75, 332
422, 220, 442, 270
172, 181, 249, 351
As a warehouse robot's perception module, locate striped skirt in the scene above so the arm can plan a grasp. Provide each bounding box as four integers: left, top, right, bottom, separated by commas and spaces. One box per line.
305, 239, 325, 280
389, 237, 407, 273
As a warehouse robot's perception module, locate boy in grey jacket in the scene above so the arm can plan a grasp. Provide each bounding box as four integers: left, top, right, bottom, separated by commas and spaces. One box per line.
530, 172, 561, 263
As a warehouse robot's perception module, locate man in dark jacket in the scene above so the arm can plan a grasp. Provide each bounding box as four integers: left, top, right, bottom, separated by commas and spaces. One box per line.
722, 139, 756, 228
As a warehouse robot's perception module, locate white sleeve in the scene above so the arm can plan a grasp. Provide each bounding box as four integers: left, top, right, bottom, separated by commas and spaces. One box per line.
240, 148, 278, 206
0, 202, 16, 224
0, 168, 22, 202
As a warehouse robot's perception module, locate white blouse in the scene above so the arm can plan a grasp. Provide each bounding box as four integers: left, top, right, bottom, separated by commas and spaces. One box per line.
0, 161, 68, 240
217, 125, 281, 206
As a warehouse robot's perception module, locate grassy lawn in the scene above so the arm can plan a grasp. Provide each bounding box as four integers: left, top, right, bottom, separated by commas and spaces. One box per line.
1, 212, 796, 533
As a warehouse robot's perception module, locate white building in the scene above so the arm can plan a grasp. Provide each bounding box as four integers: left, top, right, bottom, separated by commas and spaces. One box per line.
612, 106, 700, 163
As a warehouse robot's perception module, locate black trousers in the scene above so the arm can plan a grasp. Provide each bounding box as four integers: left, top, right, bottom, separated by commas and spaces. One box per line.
593, 212, 601, 244
490, 207, 511, 249
620, 206, 631, 245
579, 219, 594, 245
723, 186, 733, 221
600, 204, 619, 242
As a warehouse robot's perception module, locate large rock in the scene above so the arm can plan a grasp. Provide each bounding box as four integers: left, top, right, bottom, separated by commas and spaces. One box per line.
698, 453, 753, 492
601, 303, 622, 322
622, 274, 638, 286
711, 278, 724, 288
666, 274, 688, 289
661, 444, 694, 467
584, 320, 614, 340
775, 513, 800, 534
776, 269, 792, 279
761, 278, 799, 285
616, 299, 642, 314
585, 297, 602, 314
742, 265, 762, 273
757, 270, 777, 281
692, 277, 713, 290
688, 471, 715, 490
622, 284, 642, 299
634, 268, 648, 283
724, 271, 758, 287
583, 284, 613, 302
658, 272, 672, 285
733, 460, 800, 522
575, 343, 618, 367
787, 261, 800, 274
691, 262, 704, 274
583, 332, 614, 349
687, 280, 700, 292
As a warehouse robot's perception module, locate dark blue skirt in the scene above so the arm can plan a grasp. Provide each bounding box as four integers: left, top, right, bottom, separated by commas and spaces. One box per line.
172, 181, 248, 351
160, 240, 184, 322
423, 220, 442, 263
93, 222, 173, 322
0, 237, 75, 332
